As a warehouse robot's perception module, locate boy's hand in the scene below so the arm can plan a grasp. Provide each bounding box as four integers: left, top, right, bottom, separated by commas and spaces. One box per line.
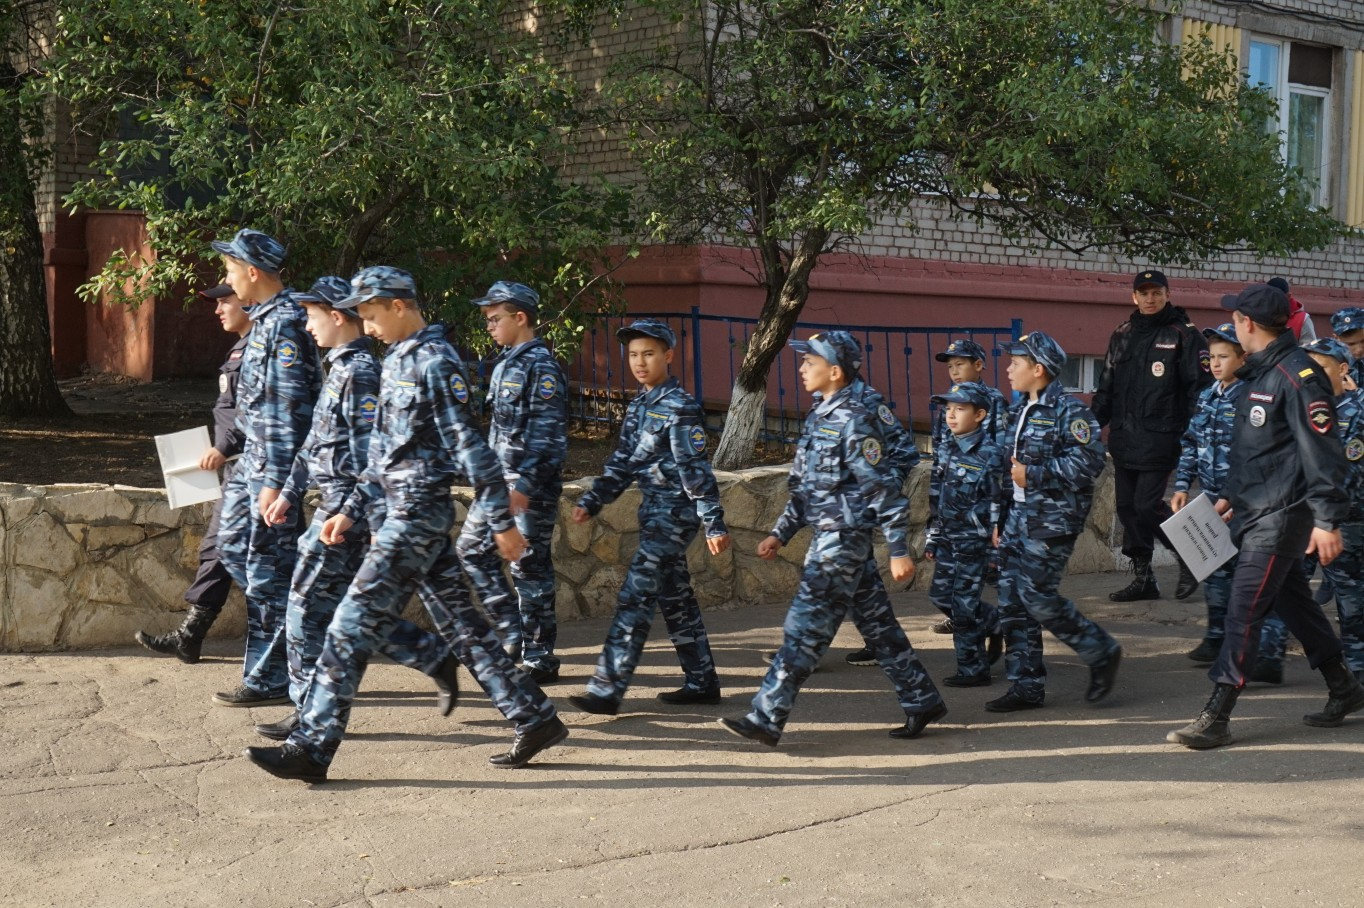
707, 533, 731, 555
263, 497, 291, 526
992, 528, 1000, 547
1308, 527, 1344, 566
495, 527, 528, 562
509, 489, 530, 516
1170, 491, 1188, 513
890, 555, 915, 582
757, 536, 782, 560
1215, 498, 1233, 524
321, 513, 353, 545
571, 506, 591, 524
1010, 457, 1027, 488
199, 448, 226, 471
258, 486, 281, 516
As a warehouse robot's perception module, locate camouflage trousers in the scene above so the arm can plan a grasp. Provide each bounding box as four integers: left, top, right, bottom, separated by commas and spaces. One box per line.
997, 509, 1119, 702
1258, 523, 1364, 674
219, 462, 303, 697
745, 529, 942, 740
288, 497, 557, 767
929, 535, 998, 678
584, 500, 718, 704
1201, 555, 1237, 642
456, 488, 561, 671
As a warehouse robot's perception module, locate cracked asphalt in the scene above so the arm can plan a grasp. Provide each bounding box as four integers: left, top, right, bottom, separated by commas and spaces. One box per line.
4, 569, 1363, 907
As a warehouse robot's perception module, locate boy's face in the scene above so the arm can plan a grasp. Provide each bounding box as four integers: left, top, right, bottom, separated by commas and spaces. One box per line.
627, 336, 672, 389
214, 293, 249, 335
303, 302, 348, 349
1006, 355, 1047, 394
944, 401, 987, 436
1337, 328, 1364, 361
798, 353, 844, 396
1206, 340, 1245, 385
945, 356, 984, 384
1309, 352, 1347, 396
221, 257, 257, 303
484, 303, 526, 347
356, 298, 409, 343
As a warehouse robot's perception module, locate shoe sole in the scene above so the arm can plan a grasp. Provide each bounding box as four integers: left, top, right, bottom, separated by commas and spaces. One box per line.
1167, 731, 1232, 749
943, 676, 992, 688
213, 694, 291, 708
984, 698, 1044, 713
568, 696, 619, 716
492, 725, 569, 769
657, 694, 723, 705
717, 717, 778, 746
890, 703, 949, 739
242, 748, 327, 783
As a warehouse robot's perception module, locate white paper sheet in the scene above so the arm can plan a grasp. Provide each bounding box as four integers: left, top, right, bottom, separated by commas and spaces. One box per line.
155, 426, 221, 509
1159, 493, 1238, 582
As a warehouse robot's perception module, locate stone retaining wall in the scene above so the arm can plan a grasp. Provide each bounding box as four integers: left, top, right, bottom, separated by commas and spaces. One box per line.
0, 464, 1118, 652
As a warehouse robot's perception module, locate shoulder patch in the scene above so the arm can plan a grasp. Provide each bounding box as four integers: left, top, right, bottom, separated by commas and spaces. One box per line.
862, 437, 882, 466
1199, 350, 1211, 373
1309, 400, 1333, 435
1347, 438, 1364, 462
877, 404, 895, 426
689, 425, 706, 453
539, 375, 558, 400
276, 340, 299, 367
1300, 368, 1317, 378
449, 372, 469, 404
1070, 418, 1092, 444
358, 394, 379, 424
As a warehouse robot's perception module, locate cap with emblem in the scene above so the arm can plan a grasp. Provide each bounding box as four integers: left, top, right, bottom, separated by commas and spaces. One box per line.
931, 381, 991, 409
1220, 283, 1289, 328
790, 330, 862, 376
336, 266, 419, 310
1302, 337, 1351, 363
210, 228, 287, 274
934, 338, 988, 363
1331, 307, 1364, 336
616, 318, 676, 349
1001, 331, 1067, 377
1202, 322, 1240, 347
297, 275, 359, 318
199, 283, 235, 301
472, 281, 540, 316
1133, 269, 1168, 290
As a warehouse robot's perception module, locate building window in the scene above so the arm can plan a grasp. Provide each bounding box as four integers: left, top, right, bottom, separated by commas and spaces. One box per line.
1248, 37, 1333, 207
1058, 354, 1102, 394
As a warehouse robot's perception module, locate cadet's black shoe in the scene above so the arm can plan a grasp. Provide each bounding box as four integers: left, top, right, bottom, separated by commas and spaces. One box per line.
889, 701, 948, 739
1086, 646, 1122, 703
930, 616, 954, 635
718, 716, 779, 746
568, 693, 619, 715
244, 744, 328, 783
135, 629, 202, 664
1249, 659, 1283, 685
1109, 571, 1159, 602
1174, 559, 1200, 600
844, 647, 877, 666
254, 711, 300, 741
657, 685, 722, 705
489, 717, 569, 768
523, 664, 561, 685
212, 684, 290, 708
431, 653, 460, 717
984, 689, 1044, 713
942, 672, 991, 688
1167, 683, 1239, 749
986, 631, 1004, 666
1186, 638, 1222, 664
1304, 658, 1364, 728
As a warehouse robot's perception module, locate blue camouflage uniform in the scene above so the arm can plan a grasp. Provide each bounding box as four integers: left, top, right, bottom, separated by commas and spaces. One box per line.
994, 332, 1120, 708
1331, 307, 1364, 390
457, 281, 568, 675
212, 230, 324, 700
1173, 322, 1244, 650
576, 320, 726, 705
286, 268, 559, 769
740, 332, 943, 742
926, 382, 1004, 681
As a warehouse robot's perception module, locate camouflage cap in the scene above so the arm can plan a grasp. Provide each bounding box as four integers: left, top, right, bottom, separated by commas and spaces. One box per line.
1302, 337, 1351, 363
1202, 322, 1240, 347
210, 228, 287, 274
935, 338, 988, 363
931, 381, 991, 409
790, 330, 862, 375
472, 281, 540, 316
616, 318, 676, 350
336, 266, 418, 310
1002, 331, 1067, 377
1331, 307, 1364, 336
297, 276, 360, 318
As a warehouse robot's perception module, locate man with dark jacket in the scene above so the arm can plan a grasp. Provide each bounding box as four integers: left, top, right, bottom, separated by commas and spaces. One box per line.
1168, 284, 1364, 748
1092, 269, 1211, 601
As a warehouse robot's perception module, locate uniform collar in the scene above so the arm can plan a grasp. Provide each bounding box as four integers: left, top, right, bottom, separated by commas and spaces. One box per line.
244, 288, 295, 321
812, 383, 853, 418
498, 337, 545, 364
639, 375, 681, 406
951, 426, 986, 453
326, 336, 371, 364
388, 323, 445, 359
1237, 330, 1298, 380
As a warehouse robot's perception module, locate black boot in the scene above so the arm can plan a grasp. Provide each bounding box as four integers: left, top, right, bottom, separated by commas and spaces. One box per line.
134, 605, 217, 664
1109, 558, 1159, 602
1303, 657, 1364, 728
1167, 683, 1240, 749
1174, 557, 1200, 600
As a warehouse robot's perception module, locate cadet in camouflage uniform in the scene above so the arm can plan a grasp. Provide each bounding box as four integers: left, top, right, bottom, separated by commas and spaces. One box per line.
1331, 307, 1364, 390
457, 281, 568, 683
1170, 323, 1245, 665
721, 331, 946, 745
244, 267, 566, 783
988, 332, 1122, 713
568, 319, 730, 715
925, 382, 1004, 686
211, 229, 323, 708
251, 276, 381, 741
136, 283, 250, 663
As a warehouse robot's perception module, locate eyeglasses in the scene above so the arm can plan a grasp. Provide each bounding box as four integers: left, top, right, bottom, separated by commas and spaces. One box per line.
485, 314, 508, 327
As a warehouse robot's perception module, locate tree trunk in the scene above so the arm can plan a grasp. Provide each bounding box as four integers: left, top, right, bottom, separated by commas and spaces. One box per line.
712, 228, 829, 470
0, 61, 69, 420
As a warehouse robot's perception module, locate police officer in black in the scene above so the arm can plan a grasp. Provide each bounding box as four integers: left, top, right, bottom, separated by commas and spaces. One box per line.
1093, 269, 1210, 601
1169, 284, 1364, 749
135, 284, 250, 662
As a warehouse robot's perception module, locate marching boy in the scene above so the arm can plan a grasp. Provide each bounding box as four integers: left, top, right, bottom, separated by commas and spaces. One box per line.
457, 281, 569, 684
568, 319, 730, 715
721, 331, 946, 745
245, 267, 565, 782
988, 332, 1122, 713
924, 381, 1005, 687
253, 276, 381, 740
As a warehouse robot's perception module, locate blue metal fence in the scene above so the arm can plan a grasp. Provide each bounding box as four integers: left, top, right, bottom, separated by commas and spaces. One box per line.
562, 308, 1023, 444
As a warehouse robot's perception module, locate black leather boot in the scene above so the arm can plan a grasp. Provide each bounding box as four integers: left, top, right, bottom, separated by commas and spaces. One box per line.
1174, 557, 1200, 600
1167, 683, 1240, 749
1303, 657, 1364, 728
134, 605, 217, 664
1109, 558, 1160, 602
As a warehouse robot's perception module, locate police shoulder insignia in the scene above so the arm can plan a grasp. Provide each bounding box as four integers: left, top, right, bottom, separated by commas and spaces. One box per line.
862, 437, 883, 466
689, 425, 706, 453
1300, 368, 1316, 378
1308, 400, 1333, 435
450, 372, 469, 403
1347, 437, 1364, 462
539, 375, 558, 400
1199, 350, 1211, 373
358, 394, 379, 423
276, 340, 299, 367
877, 404, 895, 426
1070, 418, 1092, 444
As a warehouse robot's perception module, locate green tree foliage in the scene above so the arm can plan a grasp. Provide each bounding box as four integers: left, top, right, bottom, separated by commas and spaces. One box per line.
605, 0, 1344, 468
47, 0, 631, 354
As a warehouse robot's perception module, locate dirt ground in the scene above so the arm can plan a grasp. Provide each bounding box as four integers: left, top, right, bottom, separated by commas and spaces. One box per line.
0, 373, 784, 487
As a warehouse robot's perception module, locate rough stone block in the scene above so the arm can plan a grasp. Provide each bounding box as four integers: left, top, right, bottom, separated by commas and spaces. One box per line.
577, 565, 626, 618
72, 563, 134, 606
596, 489, 641, 532
47, 488, 136, 525
80, 524, 147, 556
0, 491, 45, 524
3, 567, 69, 649
12, 511, 83, 576
59, 602, 147, 649
129, 546, 193, 609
